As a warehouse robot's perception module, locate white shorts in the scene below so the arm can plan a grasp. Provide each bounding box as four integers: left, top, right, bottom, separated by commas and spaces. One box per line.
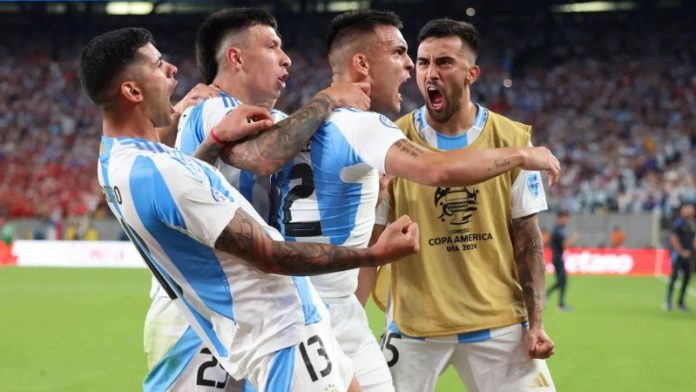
246, 314, 355, 392
381, 322, 555, 392
324, 295, 394, 392
143, 295, 245, 392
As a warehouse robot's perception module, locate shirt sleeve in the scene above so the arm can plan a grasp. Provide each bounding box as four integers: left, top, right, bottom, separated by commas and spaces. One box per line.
511, 169, 548, 219
152, 153, 240, 247
333, 110, 406, 173
511, 140, 548, 219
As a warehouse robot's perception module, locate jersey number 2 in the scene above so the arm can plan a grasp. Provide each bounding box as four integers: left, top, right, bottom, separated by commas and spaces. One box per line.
196, 348, 228, 389
281, 163, 322, 237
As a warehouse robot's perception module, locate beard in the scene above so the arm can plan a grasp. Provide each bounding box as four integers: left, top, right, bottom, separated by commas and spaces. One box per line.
427, 89, 461, 123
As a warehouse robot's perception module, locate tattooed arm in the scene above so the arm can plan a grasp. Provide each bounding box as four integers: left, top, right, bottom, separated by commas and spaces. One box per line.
384, 139, 561, 187
195, 83, 370, 174
214, 210, 419, 276
511, 213, 555, 359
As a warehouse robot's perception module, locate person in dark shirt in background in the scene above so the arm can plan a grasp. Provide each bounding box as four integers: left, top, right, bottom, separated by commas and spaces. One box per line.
547, 210, 575, 311
665, 203, 696, 311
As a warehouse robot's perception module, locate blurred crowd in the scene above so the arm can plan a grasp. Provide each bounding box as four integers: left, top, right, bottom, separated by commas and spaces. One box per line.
1, 11, 695, 239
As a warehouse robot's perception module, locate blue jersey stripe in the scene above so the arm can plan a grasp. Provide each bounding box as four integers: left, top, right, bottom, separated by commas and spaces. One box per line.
436, 132, 469, 150
239, 170, 256, 204
129, 156, 233, 356
179, 102, 206, 155
98, 137, 123, 217
266, 345, 296, 392
307, 122, 363, 245
456, 329, 491, 343
292, 276, 321, 325
143, 326, 201, 392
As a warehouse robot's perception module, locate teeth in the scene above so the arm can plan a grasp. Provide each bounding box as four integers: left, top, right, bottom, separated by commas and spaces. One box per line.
427, 86, 438, 91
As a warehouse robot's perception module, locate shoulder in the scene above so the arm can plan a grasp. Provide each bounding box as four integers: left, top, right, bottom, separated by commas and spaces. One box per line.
327, 109, 401, 131
394, 110, 417, 130
486, 108, 532, 138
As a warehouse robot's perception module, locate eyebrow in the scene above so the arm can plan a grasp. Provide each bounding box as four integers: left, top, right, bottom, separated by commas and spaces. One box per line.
416, 55, 455, 62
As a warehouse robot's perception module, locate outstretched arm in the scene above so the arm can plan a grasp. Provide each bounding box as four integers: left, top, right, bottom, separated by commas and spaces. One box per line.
384, 139, 561, 187
195, 83, 370, 175
511, 213, 555, 359
214, 211, 419, 276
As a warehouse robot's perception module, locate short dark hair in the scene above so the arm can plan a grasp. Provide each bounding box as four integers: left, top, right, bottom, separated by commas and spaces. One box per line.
418, 18, 479, 59
196, 7, 278, 84
326, 9, 402, 54
79, 27, 154, 108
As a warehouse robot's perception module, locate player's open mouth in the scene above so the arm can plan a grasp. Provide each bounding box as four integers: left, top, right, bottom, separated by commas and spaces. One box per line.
426, 85, 445, 111
278, 74, 289, 88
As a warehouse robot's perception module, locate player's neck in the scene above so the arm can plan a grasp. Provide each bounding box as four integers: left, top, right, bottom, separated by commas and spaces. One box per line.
332, 70, 365, 86
102, 108, 159, 142
425, 100, 477, 137
214, 75, 274, 110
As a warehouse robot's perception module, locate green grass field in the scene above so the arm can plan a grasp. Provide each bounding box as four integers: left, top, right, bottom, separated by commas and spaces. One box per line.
1, 267, 695, 391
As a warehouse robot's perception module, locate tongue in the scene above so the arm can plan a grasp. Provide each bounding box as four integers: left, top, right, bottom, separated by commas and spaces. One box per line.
429, 91, 444, 109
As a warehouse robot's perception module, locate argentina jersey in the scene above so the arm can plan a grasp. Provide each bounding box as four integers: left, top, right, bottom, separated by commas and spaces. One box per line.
176, 92, 288, 222
98, 136, 325, 380
414, 103, 487, 149
276, 108, 406, 297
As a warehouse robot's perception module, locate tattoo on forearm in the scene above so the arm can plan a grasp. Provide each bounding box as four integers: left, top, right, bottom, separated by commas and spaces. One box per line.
393, 139, 422, 159
194, 140, 222, 165
489, 156, 511, 171
225, 93, 334, 173
511, 214, 545, 326
215, 209, 377, 275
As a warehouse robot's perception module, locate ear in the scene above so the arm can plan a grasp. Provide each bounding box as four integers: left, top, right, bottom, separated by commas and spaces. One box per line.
226, 47, 243, 69
351, 53, 370, 77
465, 64, 480, 86
120, 81, 143, 103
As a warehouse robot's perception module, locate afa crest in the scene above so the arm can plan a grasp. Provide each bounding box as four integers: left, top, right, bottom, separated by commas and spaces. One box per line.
527, 173, 541, 197
434, 186, 479, 225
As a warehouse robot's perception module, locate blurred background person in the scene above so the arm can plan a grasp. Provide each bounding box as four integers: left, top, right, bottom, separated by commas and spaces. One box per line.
547, 210, 576, 311
665, 202, 695, 311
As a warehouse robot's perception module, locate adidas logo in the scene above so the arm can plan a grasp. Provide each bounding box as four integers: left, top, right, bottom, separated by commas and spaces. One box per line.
529, 372, 551, 388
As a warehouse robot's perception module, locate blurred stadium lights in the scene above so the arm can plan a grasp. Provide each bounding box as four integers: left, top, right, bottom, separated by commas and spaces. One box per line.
552, 1, 636, 13
106, 1, 153, 15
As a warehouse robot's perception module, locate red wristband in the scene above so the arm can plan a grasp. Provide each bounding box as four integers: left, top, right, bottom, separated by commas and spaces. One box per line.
210, 127, 225, 146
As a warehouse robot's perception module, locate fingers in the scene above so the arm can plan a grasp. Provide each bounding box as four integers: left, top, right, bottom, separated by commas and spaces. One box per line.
405, 222, 420, 253
355, 81, 371, 96
530, 341, 555, 359
390, 214, 413, 230
233, 105, 273, 122
239, 119, 274, 135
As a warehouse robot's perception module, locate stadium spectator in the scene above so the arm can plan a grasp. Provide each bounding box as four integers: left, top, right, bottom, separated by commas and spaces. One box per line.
610, 225, 626, 248
2, 11, 696, 231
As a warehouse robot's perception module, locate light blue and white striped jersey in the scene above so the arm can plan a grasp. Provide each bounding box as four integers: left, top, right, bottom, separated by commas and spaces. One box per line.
276, 108, 406, 297
176, 92, 288, 222
98, 136, 325, 380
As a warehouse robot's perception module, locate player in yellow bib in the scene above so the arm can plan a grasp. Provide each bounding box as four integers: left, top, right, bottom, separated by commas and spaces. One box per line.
369, 19, 557, 392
